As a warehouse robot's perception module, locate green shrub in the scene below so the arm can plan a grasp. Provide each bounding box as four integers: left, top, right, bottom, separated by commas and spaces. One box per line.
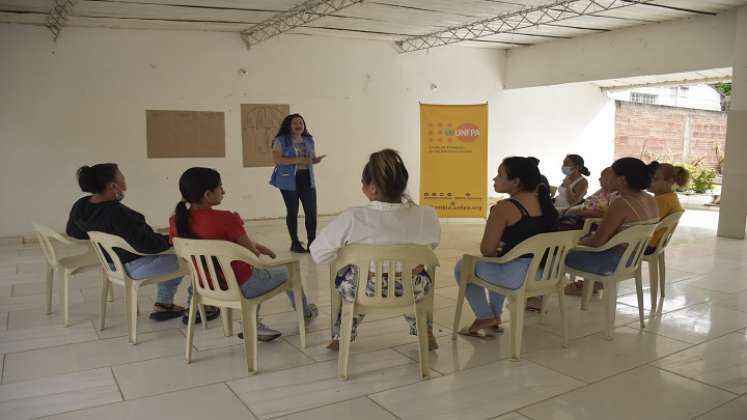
684, 162, 718, 194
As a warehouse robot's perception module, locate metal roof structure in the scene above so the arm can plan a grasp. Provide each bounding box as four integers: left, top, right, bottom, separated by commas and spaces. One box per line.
2, 0, 746, 51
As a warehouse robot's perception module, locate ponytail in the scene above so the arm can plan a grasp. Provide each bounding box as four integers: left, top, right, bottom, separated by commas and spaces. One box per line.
174, 201, 193, 239
537, 184, 559, 231
673, 166, 690, 187
76, 163, 119, 194
567, 154, 590, 176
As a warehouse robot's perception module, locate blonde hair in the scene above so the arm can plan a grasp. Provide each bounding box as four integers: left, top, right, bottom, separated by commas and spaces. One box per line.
656, 163, 690, 187
361, 149, 412, 203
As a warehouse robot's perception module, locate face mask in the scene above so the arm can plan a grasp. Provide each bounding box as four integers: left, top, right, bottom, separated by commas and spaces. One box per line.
561, 166, 573, 176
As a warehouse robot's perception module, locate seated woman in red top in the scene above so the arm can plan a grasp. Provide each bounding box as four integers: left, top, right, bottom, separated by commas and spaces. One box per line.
169, 167, 317, 342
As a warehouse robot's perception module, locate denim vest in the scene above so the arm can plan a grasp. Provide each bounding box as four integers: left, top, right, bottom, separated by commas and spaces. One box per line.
269, 135, 316, 191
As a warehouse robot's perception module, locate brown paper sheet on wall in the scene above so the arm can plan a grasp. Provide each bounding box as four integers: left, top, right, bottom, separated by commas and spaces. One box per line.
241, 104, 290, 168
146, 110, 225, 158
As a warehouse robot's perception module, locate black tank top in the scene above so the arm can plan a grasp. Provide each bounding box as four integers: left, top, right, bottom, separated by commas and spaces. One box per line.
498, 199, 546, 257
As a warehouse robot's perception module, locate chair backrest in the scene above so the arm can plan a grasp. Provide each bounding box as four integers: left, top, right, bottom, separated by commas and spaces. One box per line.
32, 221, 76, 267
87, 231, 140, 282
329, 244, 439, 309
501, 230, 583, 293
648, 211, 684, 256
173, 238, 260, 303
607, 223, 658, 277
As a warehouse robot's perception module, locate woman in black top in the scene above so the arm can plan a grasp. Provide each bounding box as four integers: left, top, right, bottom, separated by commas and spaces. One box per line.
454, 157, 558, 338
67, 163, 218, 323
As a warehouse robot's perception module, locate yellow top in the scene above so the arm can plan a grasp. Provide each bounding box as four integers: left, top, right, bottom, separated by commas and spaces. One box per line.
651, 192, 683, 247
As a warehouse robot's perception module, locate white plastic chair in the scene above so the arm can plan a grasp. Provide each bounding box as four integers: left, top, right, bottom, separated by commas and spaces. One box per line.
328, 244, 439, 380
569, 223, 658, 340
173, 238, 307, 374
88, 231, 189, 344
32, 222, 103, 326
453, 231, 581, 360
641, 211, 684, 310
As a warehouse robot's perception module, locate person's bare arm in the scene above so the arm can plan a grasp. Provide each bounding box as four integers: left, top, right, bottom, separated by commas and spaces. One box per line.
579, 201, 627, 247
480, 201, 510, 257
568, 178, 588, 205
236, 234, 276, 259
272, 150, 312, 166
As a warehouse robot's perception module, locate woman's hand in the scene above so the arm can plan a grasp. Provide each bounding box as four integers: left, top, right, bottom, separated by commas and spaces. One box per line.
312, 154, 327, 164
256, 244, 277, 259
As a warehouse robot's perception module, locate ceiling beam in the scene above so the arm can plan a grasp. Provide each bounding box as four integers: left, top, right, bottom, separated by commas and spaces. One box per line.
46, 0, 77, 40
394, 0, 657, 53
600, 75, 732, 92
240, 0, 364, 49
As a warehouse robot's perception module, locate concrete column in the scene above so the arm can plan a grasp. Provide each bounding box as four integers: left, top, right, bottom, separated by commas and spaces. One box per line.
718, 5, 747, 239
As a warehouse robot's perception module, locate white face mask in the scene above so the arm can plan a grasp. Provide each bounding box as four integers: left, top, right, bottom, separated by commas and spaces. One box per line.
561, 166, 573, 176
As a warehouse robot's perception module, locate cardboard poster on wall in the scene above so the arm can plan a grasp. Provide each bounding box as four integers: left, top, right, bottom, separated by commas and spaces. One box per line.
420, 103, 488, 218
241, 104, 290, 167
146, 110, 225, 158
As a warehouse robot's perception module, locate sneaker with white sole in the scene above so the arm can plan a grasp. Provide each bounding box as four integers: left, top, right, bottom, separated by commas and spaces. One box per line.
237, 322, 282, 342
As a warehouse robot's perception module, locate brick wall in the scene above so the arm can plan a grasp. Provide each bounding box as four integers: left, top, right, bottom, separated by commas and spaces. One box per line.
614, 101, 727, 169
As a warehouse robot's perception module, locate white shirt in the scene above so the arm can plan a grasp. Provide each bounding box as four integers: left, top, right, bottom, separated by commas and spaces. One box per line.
310, 201, 441, 264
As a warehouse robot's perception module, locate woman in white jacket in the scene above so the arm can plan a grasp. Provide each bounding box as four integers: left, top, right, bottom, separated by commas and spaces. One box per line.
310, 149, 441, 351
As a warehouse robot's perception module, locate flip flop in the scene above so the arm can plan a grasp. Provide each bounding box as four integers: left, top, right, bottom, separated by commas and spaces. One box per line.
149, 303, 185, 321
457, 327, 496, 340
489, 325, 505, 334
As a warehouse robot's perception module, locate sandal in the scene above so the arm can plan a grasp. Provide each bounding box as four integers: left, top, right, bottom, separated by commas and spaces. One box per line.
149, 303, 185, 321
181, 305, 220, 325
526, 296, 543, 312
457, 327, 496, 340
489, 324, 505, 334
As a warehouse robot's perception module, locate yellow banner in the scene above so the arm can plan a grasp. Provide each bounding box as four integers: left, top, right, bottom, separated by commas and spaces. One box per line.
420, 103, 487, 218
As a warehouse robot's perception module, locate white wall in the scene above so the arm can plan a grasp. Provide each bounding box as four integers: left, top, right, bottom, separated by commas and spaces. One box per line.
504, 8, 738, 89
0, 24, 503, 237
491, 83, 615, 194
0, 23, 615, 237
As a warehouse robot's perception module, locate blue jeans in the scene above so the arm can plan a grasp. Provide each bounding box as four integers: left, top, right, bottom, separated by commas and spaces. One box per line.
565, 247, 625, 276
454, 258, 531, 320
239, 266, 313, 318
123, 254, 183, 305
280, 170, 317, 244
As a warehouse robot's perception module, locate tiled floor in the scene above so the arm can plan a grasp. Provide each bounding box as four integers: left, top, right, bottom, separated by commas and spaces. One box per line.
1, 210, 746, 419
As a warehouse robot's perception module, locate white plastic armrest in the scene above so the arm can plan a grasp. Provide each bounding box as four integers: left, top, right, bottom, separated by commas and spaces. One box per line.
582, 218, 603, 235
261, 257, 299, 269
571, 241, 621, 253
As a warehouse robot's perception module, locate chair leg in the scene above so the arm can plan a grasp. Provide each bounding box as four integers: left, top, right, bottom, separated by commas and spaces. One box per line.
45, 265, 54, 315
581, 278, 595, 311
658, 253, 667, 300
107, 279, 114, 302
510, 295, 525, 361
199, 304, 208, 330
414, 303, 430, 379
292, 281, 307, 350
185, 295, 198, 363
648, 260, 659, 311
99, 277, 109, 331
452, 280, 467, 340
604, 280, 617, 340
221, 308, 233, 337
241, 304, 258, 374
62, 270, 71, 327
557, 289, 569, 348
338, 301, 356, 380
124, 285, 135, 344
635, 271, 646, 329
538, 294, 547, 325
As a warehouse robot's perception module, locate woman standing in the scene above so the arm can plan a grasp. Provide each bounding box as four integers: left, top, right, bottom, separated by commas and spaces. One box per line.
269, 114, 326, 253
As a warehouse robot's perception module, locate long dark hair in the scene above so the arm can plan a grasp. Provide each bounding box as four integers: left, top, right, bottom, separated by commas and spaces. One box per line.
612, 157, 651, 190
362, 149, 410, 203
76, 163, 119, 194
275, 113, 311, 138
174, 167, 221, 238
502, 156, 559, 231
566, 154, 591, 176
